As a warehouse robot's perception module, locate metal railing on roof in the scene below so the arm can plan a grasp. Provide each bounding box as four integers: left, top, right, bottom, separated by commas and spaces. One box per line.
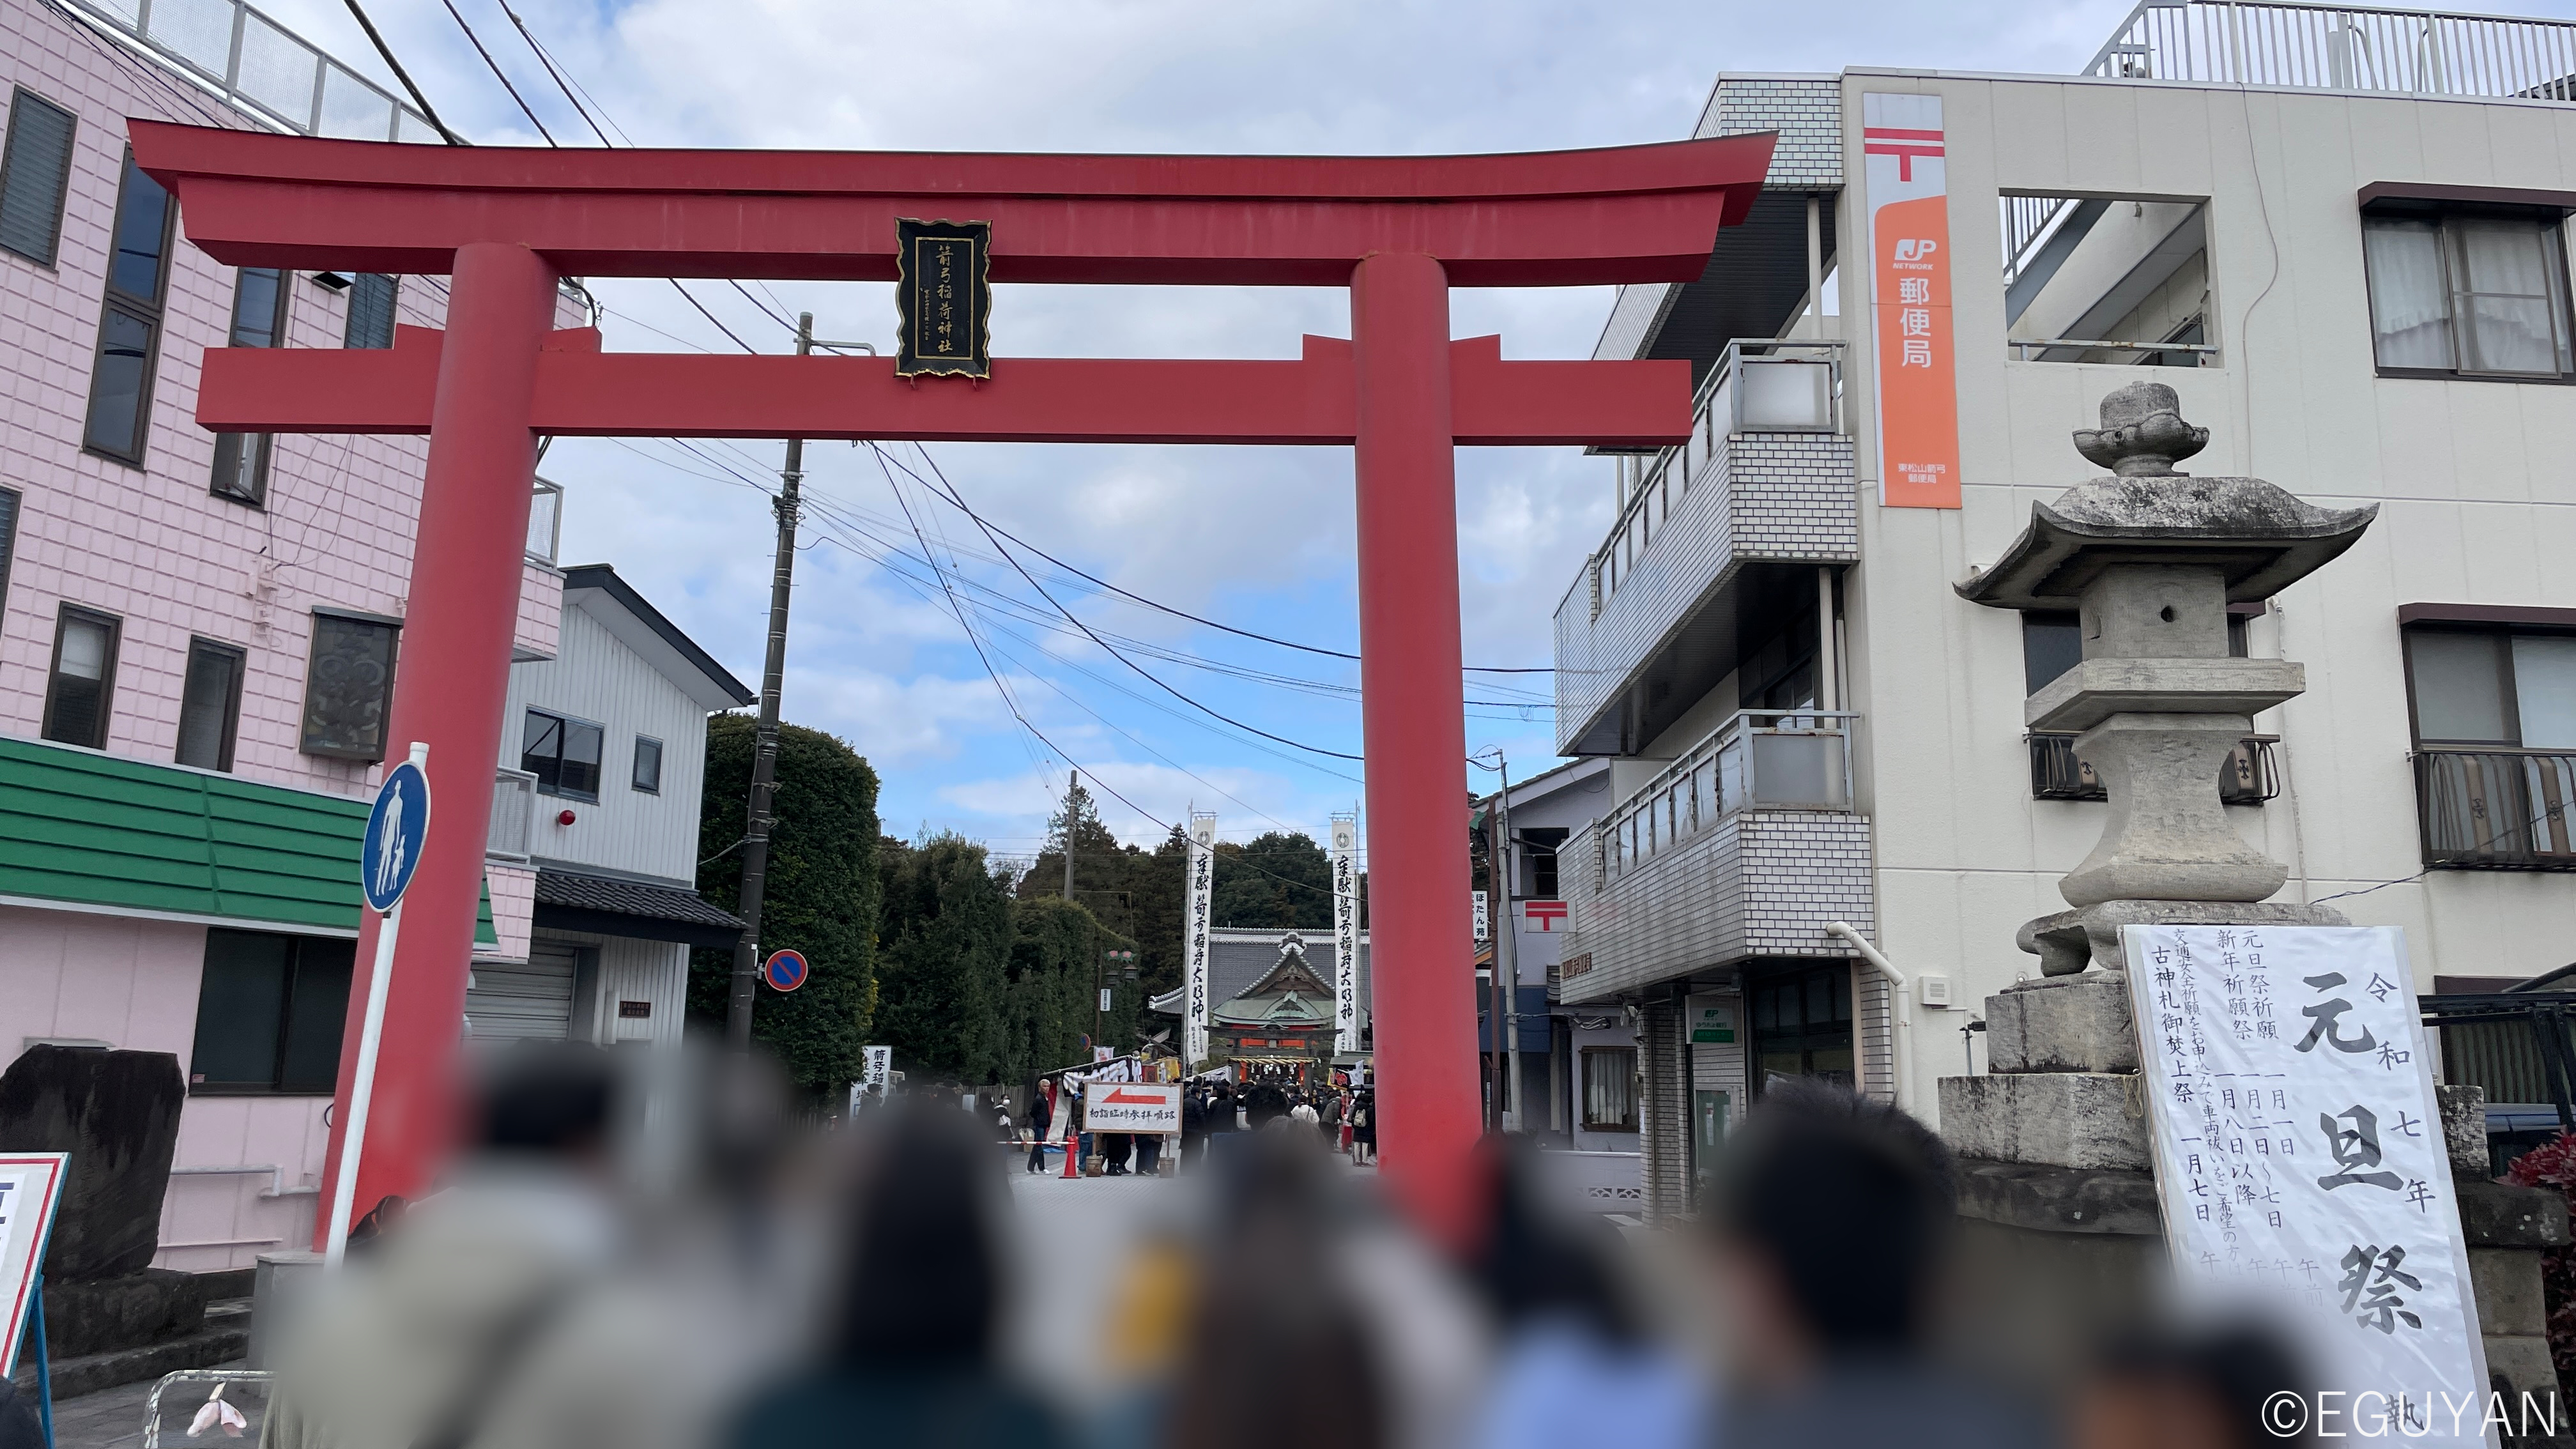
2085, 0, 2576, 99
59, 0, 438, 141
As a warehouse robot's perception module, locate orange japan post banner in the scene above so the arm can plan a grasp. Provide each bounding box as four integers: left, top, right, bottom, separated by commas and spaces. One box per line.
1864, 93, 1961, 509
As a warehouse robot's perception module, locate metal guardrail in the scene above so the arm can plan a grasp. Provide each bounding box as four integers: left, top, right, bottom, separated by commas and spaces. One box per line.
2414, 747, 2576, 868
2028, 732, 2278, 802
2009, 337, 2222, 363
2085, 0, 2576, 98
2423, 992, 2576, 1133
1584, 709, 1859, 887
58, 0, 436, 141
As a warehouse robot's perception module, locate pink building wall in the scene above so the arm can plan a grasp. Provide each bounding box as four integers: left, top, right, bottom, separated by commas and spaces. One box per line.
1, 0, 578, 1269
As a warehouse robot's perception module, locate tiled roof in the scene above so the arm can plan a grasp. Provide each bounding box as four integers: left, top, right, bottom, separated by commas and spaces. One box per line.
533, 868, 740, 931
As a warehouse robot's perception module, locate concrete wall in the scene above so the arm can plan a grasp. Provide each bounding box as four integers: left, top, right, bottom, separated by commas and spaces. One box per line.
1830, 68, 2576, 1117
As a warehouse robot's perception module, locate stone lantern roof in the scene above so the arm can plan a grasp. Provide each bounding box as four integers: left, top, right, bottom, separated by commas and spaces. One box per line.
1956, 383, 2377, 613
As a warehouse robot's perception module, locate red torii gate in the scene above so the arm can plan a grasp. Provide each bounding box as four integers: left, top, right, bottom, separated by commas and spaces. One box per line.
130, 121, 1772, 1240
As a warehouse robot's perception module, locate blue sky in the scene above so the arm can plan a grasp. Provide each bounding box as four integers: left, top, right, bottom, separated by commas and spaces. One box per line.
242, 0, 2570, 868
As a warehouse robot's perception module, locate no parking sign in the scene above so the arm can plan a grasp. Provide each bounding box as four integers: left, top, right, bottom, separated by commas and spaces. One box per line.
762, 949, 808, 992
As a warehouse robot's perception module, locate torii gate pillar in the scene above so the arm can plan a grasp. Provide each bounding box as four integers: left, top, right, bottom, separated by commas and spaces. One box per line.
1349, 252, 1481, 1206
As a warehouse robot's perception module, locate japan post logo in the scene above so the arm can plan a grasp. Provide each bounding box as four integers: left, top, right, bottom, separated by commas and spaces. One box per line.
1893, 238, 1938, 263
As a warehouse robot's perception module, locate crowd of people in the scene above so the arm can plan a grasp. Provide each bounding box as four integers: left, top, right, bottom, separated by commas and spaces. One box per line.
250, 1045, 2311, 1449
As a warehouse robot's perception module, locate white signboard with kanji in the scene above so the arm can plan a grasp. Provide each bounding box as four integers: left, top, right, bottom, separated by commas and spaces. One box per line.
1330, 815, 1360, 1055
1183, 813, 1216, 1068
2125, 925, 2492, 1441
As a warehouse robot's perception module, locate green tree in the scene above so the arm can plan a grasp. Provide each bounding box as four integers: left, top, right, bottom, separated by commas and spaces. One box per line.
1003, 895, 1133, 1085
875, 832, 1013, 1083
1210, 831, 1335, 930
689, 716, 880, 1095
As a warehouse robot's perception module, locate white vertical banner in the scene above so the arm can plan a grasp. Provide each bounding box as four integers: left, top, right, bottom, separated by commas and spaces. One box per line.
1331, 811, 1360, 1055
2124, 926, 2496, 1441
1183, 812, 1218, 1068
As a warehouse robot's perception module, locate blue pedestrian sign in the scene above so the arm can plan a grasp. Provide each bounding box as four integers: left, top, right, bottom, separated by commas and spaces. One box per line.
762, 949, 809, 993
361, 760, 432, 914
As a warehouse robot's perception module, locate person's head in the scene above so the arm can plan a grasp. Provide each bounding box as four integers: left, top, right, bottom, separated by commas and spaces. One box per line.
1703, 1078, 1956, 1381
468, 1043, 618, 1166
1468, 1133, 1643, 1344
2074, 1322, 2310, 1449
836, 1103, 1012, 1367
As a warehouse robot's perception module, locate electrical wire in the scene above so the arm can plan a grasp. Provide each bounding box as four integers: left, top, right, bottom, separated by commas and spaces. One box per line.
436, 0, 554, 142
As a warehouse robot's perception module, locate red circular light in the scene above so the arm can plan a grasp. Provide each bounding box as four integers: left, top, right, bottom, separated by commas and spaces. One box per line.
556, 809, 577, 825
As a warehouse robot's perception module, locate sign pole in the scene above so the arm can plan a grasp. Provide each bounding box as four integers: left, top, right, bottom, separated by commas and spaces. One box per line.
327, 740, 430, 1269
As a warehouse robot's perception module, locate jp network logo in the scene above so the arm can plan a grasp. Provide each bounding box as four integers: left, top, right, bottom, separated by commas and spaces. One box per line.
2261, 1388, 2561, 1438
1892, 239, 1940, 263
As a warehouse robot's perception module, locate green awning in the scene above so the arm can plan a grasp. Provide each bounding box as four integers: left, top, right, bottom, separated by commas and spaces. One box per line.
0, 736, 499, 943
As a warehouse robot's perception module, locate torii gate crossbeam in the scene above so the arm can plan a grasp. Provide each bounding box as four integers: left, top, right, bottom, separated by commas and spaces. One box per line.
132, 121, 1774, 1243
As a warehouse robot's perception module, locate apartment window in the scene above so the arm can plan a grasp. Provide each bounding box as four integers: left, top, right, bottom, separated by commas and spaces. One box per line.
1521, 827, 1567, 900
211, 267, 289, 506
523, 709, 603, 800
187, 929, 354, 1094
41, 605, 119, 749
631, 735, 663, 794
2405, 626, 2576, 749
345, 273, 398, 349
1580, 1046, 1637, 1131
0, 88, 76, 267
176, 639, 245, 772
1752, 963, 1854, 1091
82, 152, 175, 464
300, 610, 400, 762
0, 487, 19, 615
2364, 206, 2574, 379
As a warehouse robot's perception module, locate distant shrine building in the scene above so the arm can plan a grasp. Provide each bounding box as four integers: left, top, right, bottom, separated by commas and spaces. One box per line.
1153, 928, 1372, 1075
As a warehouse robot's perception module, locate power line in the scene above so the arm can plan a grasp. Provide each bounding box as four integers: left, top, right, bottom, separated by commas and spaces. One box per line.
342, 0, 464, 144
884, 445, 1365, 763
436, 0, 554, 142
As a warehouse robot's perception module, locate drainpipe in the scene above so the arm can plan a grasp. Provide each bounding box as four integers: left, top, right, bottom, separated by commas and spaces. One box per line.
1825, 921, 1913, 1114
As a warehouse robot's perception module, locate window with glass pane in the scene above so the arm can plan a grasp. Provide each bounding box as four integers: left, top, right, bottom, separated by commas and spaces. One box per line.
345, 273, 397, 349
2363, 207, 2575, 379
2402, 625, 2576, 749
210, 431, 270, 507
42, 606, 118, 748
0, 487, 19, 615
188, 930, 355, 1093
210, 267, 289, 501
1581, 1046, 1637, 1130
523, 709, 604, 799
300, 612, 400, 761
2023, 611, 2083, 694
1752, 963, 1855, 1091
0, 88, 76, 268
631, 735, 663, 793
82, 153, 172, 463
176, 638, 245, 771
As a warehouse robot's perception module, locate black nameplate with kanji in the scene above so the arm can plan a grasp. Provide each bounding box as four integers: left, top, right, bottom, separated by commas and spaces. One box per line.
894, 218, 991, 378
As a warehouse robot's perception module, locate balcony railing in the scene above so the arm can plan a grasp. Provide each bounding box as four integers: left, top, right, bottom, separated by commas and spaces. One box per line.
1592, 710, 1857, 887
489, 767, 538, 862
2085, 0, 2576, 99
1583, 339, 1844, 615
61, 0, 440, 141
2415, 749, 2576, 869
2028, 732, 2280, 804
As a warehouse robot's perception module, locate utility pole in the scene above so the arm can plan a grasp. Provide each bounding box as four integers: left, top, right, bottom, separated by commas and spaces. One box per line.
725, 311, 814, 1052
1494, 756, 1526, 1133
1064, 769, 1078, 901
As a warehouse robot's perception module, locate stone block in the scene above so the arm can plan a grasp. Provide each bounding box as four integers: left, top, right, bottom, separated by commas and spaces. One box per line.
2439, 1083, 2492, 1179
38, 1269, 204, 1359
2457, 1178, 2571, 1248
2019, 900, 2349, 977
1938, 1073, 2150, 1171
2025, 657, 2303, 732
2469, 1245, 2549, 1339
1986, 971, 2139, 1074
2478, 1335, 2566, 1422
1953, 1158, 2161, 1236
0, 1047, 184, 1281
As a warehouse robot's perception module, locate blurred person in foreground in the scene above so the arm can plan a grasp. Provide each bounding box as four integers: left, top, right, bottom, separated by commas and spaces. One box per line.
2070, 1322, 2310, 1449
730, 1102, 1068, 1449
1706, 1078, 2048, 1449
1156, 1123, 1485, 1449
1464, 1135, 1705, 1449
261, 1046, 652, 1449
